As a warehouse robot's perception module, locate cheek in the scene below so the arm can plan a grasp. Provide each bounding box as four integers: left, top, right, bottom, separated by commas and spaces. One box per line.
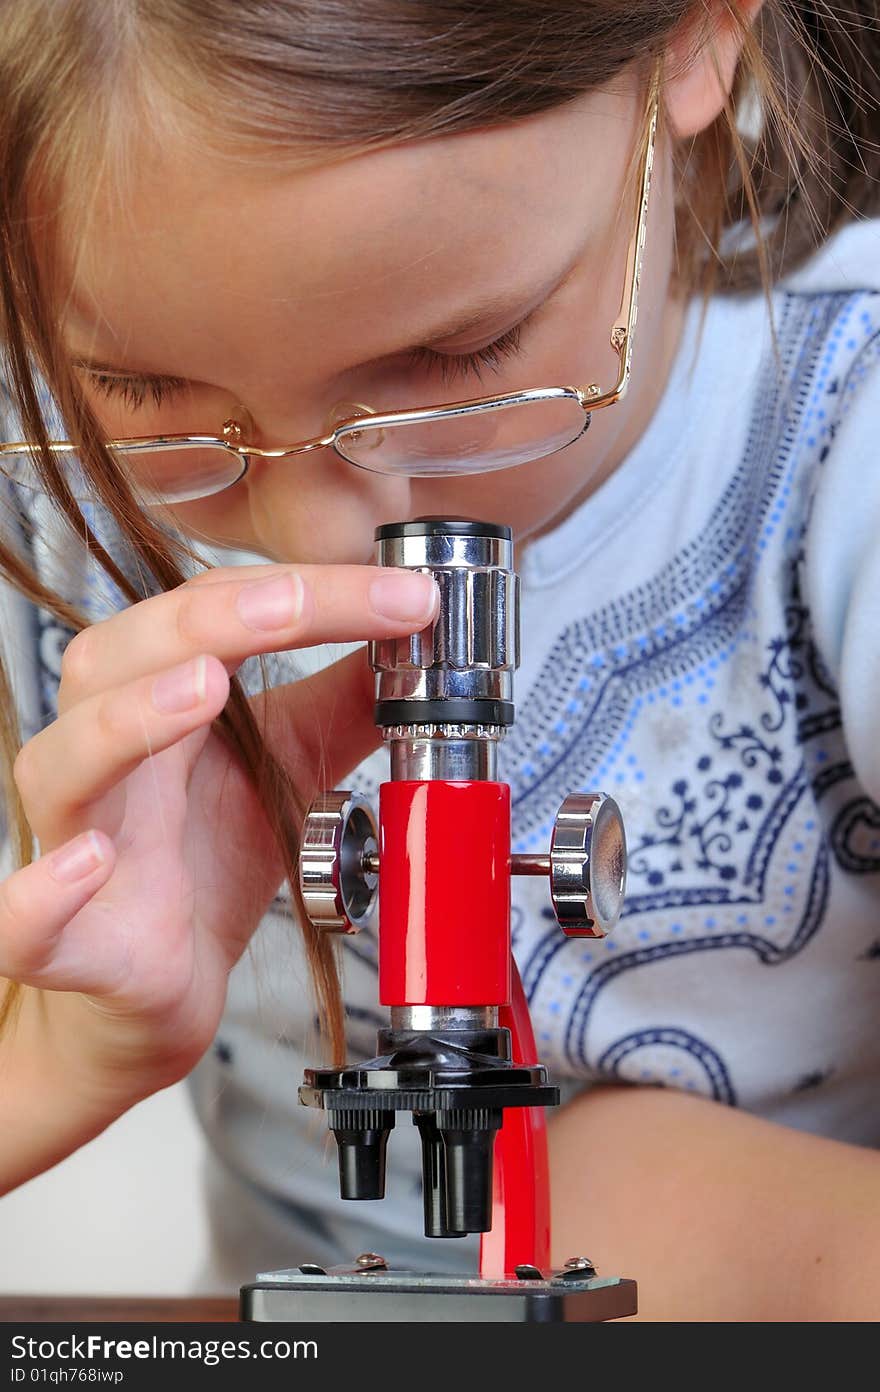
408, 456, 569, 535
158, 490, 266, 556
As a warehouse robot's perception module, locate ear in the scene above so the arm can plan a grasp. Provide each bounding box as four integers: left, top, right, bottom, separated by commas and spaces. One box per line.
663, 0, 765, 139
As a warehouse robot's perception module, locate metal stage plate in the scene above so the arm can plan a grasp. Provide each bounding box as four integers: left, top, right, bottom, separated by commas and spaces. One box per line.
241, 1266, 637, 1322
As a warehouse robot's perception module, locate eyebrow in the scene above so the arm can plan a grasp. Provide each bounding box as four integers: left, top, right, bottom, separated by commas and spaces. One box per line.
68, 244, 584, 380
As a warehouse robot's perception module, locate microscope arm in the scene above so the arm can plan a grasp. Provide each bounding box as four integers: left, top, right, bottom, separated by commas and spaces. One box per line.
480, 959, 551, 1277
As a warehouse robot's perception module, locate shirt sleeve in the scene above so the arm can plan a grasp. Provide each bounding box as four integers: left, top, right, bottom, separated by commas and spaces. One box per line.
802, 313, 880, 802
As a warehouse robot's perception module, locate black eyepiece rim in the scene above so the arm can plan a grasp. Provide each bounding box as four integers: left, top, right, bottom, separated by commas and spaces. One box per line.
374, 518, 512, 542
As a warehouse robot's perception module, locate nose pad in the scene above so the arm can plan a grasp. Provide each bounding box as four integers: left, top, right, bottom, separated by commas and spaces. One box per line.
222, 409, 257, 448
326, 401, 375, 430
327, 401, 385, 453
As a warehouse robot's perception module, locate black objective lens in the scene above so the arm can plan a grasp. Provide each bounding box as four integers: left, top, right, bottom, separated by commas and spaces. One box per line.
415, 1108, 502, 1236
328, 1109, 395, 1201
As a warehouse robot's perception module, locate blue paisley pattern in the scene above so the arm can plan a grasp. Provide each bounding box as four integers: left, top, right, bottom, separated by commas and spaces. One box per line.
487, 289, 880, 1109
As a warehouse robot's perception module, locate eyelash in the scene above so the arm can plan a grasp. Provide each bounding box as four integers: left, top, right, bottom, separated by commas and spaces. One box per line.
88, 372, 189, 410
84, 318, 528, 408
407, 323, 524, 386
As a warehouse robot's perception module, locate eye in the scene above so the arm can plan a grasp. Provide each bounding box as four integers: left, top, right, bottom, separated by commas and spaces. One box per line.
407, 322, 526, 387
85, 372, 189, 410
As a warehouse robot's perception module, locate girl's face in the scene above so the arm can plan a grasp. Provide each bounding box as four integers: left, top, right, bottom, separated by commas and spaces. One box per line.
61, 73, 682, 566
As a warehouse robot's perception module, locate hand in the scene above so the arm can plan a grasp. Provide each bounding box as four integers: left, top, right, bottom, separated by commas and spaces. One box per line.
1, 561, 438, 1101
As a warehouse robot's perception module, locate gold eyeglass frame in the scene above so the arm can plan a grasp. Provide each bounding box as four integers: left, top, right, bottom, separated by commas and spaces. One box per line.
1, 70, 659, 505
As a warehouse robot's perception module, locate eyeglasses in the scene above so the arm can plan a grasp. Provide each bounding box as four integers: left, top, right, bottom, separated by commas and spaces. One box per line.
1, 72, 658, 510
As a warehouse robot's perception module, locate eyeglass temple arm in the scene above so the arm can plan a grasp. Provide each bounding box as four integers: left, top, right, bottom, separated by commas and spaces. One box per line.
581, 72, 659, 413
0, 440, 82, 454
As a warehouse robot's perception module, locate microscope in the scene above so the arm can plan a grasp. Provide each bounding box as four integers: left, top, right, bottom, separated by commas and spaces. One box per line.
241, 517, 636, 1321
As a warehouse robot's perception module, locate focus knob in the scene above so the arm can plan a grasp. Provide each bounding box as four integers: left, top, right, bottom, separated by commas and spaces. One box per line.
549, 793, 626, 938
298, 791, 379, 934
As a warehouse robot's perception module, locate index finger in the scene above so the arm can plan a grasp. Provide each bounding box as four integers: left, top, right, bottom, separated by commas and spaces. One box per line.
58, 563, 438, 710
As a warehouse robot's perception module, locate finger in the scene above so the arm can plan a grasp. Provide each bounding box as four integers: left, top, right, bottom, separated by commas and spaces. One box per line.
15, 656, 231, 845
183, 563, 292, 586
0, 830, 117, 990
58, 564, 439, 712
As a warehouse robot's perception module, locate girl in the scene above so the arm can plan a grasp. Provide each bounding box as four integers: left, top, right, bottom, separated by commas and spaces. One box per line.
1, 1, 879, 1320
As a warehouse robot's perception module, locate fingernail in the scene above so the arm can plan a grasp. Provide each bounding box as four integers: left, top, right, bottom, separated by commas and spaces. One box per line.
152, 656, 208, 714
369, 572, 439, 624
49, 831, 107, 884
237, 574, 304, 631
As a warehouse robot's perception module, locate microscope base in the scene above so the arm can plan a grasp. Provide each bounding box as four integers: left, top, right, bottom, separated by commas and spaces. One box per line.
240, 1267, 637, 1322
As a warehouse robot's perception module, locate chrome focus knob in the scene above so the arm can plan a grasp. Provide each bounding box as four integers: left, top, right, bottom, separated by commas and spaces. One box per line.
549, 793, 626, 938
298, 791, 379, 934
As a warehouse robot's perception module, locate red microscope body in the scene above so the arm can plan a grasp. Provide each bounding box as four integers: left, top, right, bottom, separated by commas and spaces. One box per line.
241, 518, 636, 1322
